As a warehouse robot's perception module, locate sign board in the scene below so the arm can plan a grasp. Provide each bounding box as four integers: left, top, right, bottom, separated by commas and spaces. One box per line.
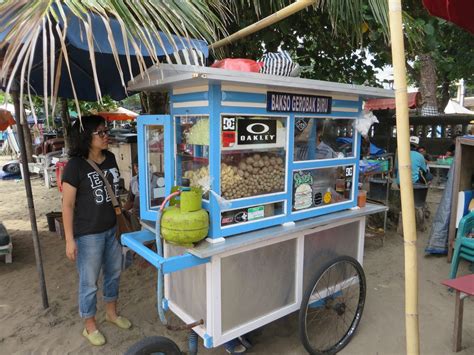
237, 118, 277, 145
267, 91, 332, 114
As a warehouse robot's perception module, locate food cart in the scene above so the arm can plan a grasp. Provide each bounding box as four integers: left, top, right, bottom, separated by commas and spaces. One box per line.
121, 64, 393, 354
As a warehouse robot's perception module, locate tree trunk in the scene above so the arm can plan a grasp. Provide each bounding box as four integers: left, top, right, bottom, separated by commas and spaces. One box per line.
418, 53, 438, 115
139, 92, 149, 113
60, 98, 72, 152
145, 92, 168, 114
439, 79, 451, 113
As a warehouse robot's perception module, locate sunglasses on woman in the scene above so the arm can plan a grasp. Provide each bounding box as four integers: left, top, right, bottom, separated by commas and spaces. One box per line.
92, 129, 110, 138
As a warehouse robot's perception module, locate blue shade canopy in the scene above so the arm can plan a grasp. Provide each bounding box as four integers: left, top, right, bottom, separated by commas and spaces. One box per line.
61, 6, 209, 57
1, 5, 209, 101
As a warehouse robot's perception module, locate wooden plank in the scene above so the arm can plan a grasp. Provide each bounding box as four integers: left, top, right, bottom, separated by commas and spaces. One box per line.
447, 138, 474, 261
453, 290, 464, 352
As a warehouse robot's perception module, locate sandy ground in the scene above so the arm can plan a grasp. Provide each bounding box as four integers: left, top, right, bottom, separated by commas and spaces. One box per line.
0, 155, 473, 355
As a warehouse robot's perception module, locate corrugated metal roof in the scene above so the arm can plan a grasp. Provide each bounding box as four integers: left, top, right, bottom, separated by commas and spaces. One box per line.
365, 92, 419, 110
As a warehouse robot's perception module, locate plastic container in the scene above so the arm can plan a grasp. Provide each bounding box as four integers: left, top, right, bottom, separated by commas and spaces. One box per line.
368, 178, 389, 201
46, 212, 62, 232
54, 217, 65, 239
366, 159, 389, 172
436, 157, 453, 165
413, 184, 429, 208
357, 190, 367, 208
336, 178, 345, 193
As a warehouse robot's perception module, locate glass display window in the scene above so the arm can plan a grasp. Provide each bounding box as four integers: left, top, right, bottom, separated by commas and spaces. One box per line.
292, 165, 354, 212
175, 115, 210, 197
220, 115, 288, 200
294, 117, 355, 161
145, 125, 166, 209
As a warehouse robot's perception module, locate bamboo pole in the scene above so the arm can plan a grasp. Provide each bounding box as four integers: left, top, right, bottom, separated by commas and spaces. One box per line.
11, 86, 49, 310
209, 0, 317, 50
388, 1, 420, 354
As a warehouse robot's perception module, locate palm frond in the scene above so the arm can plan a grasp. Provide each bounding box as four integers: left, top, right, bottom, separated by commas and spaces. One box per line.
0, 0, 229, 120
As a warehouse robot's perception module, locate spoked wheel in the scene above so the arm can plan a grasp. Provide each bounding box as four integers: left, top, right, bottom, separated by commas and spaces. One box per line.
299, 256, 366, 355
124, 336, 182, 355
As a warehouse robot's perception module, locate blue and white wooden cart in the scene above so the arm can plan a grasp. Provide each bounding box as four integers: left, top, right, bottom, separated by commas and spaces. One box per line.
122, 64, 393, 354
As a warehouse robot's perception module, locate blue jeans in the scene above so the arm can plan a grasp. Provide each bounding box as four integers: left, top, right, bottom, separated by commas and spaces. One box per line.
76, 226, 122, 318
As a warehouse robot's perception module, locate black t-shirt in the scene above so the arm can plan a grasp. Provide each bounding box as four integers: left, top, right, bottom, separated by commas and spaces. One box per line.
62, 151, 120, 237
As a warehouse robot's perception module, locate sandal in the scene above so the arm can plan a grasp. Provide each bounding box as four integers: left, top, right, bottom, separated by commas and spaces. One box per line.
82, 328, 106, 346
238, 335, 253, 349
224, 338, 247, 354
105, 314, 132, 329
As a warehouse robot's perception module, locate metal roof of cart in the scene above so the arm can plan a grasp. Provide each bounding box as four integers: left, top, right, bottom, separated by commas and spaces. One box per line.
128, 64, 394, 99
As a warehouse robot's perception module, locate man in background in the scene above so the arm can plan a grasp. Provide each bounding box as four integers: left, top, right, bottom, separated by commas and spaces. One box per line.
396, 136, 431, 185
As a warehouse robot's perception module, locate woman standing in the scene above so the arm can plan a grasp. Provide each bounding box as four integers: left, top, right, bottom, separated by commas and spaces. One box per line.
62, 115, 131, 346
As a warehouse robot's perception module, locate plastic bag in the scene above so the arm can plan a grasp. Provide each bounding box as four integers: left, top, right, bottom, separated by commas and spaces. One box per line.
355, 110, 379, 137
211, 58, 264, 73
209, 190, 232, 210
260, 51, 300, 77
197, 175, 232, 210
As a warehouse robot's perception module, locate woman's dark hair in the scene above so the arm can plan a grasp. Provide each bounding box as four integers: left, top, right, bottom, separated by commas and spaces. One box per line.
68, 115, 107, 158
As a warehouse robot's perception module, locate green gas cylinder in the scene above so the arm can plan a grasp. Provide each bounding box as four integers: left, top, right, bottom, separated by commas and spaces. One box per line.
160, 187, 209, 246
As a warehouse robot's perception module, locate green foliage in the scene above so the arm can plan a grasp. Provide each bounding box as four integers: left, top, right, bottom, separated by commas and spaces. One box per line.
222, 4, 387, 86
67, 96, 118, 116
119, 94, 142, 113
0, 91, 11, 105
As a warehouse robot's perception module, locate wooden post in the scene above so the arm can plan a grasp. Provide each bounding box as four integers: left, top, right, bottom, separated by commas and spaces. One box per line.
209, 0, 317, 50
11, 87, 49, 310
453, 290, 464, 352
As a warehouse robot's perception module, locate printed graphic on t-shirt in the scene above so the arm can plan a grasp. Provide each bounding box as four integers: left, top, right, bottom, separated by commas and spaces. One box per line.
86, 167, 120, 205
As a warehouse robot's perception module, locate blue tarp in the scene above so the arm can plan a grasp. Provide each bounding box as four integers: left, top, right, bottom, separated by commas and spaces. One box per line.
336, 137, 386, 156
1, 5, 208, 101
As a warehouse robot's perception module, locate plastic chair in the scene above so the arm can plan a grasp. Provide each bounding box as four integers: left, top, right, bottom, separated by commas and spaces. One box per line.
449, 211, 474, 279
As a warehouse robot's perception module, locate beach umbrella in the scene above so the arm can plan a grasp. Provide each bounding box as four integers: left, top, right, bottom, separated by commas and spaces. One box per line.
0, 4, 209, 104
422, 0, 474, 34
97, 107, 138, 122
0, 108, 15, 131
1, 2, 211, 311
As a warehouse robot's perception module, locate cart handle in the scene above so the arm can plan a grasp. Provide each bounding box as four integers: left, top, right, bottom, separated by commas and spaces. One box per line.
121, 229, 210, 274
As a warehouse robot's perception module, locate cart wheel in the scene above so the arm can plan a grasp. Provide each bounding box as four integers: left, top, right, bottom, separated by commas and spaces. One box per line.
299, 256, 366, 355
124, 336, 181, 355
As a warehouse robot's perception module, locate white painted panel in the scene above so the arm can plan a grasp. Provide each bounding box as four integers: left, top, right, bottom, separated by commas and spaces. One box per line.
220, 101, 266, 108
332, 106, 359, 113
173, 100, 209, 108
173, 84, 209, 95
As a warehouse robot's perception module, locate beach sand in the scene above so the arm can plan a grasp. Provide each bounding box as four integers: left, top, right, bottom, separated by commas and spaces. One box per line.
0, 155, 473, 354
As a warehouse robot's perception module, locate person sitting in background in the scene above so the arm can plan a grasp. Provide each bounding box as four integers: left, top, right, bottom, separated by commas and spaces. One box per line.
122, 157, 141, 231
395, 136, 432, 185
315, 134, 338, 160
416, 146, 432, 164
446, 132, 462, 157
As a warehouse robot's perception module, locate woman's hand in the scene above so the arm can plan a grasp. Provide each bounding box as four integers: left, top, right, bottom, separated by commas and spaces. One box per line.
66, 239, 77, 261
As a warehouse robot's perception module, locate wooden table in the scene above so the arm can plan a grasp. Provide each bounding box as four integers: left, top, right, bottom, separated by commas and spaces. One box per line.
442, 274, 474, 352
